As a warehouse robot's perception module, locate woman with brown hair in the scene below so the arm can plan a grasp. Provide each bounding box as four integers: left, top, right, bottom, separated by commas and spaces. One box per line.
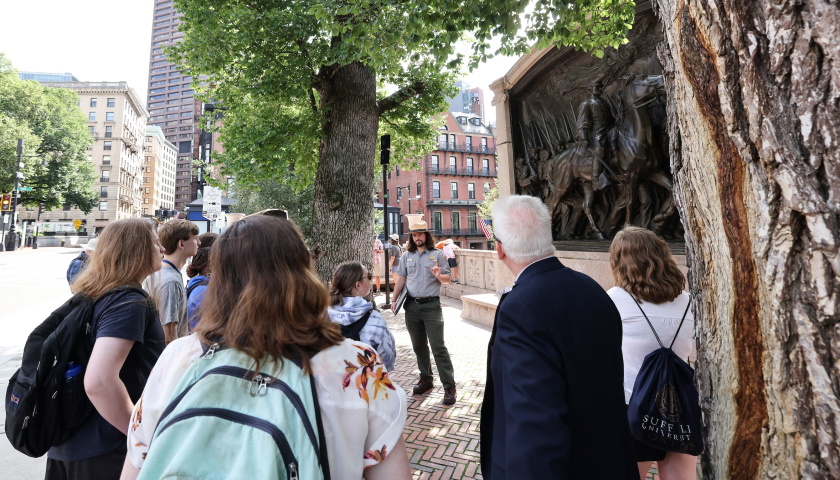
607, 226, 697, 480
46, 219, 165, 480
185, 246, 212, 329
328, 261, 396, 370
123, 215, 411, 480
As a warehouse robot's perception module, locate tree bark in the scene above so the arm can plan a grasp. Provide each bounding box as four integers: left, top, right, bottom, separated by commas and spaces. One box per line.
311, 62, 379, 281
653, 0, 840, 478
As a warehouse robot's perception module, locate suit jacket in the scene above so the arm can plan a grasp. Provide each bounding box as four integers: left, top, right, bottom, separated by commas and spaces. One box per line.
480, 257, 638, 480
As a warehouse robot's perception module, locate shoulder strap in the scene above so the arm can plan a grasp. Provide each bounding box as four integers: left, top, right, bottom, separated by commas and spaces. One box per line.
186, 279, 209, 299
342, 310, 373, 339
629, 292, 692, 350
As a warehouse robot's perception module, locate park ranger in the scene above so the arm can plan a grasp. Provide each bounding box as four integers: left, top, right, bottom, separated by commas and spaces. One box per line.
392, 214, 456, 405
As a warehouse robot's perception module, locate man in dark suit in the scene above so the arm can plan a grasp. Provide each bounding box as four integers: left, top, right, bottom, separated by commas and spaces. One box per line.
480, 195, 638, 480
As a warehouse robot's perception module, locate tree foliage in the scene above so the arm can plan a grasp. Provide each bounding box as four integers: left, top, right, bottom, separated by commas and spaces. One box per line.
168, 0, 634, 277
0, 53, 97, 212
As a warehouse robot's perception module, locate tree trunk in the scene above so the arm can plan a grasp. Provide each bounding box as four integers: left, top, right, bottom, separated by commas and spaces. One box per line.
653, 0, 840, 478
311, 62, 379, 281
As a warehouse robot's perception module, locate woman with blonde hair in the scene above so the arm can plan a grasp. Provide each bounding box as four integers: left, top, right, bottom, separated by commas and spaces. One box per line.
46, 219, 165, 480
123, 215, 411, 480
607, 226, 697, 480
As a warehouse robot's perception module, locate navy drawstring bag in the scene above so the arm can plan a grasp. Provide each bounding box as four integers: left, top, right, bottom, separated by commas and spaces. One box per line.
627, 295, 704, 456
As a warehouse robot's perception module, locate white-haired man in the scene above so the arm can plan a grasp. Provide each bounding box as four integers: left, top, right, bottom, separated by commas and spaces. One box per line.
480, 195, 637, 479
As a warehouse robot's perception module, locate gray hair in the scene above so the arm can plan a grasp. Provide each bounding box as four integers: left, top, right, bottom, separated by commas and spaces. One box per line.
491, 195, 555, 264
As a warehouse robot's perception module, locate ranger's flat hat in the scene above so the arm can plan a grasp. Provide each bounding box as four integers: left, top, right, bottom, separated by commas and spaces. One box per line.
406, 214, 429, 233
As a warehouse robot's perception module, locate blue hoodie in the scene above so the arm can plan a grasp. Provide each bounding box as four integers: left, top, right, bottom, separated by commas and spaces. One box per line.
327, 296, 396, 370
186, 275, 210, 330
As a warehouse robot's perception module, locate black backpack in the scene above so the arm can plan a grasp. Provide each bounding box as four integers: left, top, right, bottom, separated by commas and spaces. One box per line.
4, 286, 150, 457
339, 311, 373, 341
626, 295, 704, 455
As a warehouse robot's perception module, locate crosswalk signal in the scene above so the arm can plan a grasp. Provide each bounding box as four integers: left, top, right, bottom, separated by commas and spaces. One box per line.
1, 193, 11, 211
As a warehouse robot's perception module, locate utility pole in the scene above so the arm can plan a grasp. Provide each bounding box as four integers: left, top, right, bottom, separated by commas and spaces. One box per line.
381, 134, 391, 306
5, 139, 24, 251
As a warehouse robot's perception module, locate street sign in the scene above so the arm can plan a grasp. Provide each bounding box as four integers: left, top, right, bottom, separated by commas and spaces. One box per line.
202, 187, 222, 221
20, 187, 33, 191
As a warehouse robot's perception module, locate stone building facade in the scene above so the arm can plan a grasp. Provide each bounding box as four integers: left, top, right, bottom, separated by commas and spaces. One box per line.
142, 126, 177, 217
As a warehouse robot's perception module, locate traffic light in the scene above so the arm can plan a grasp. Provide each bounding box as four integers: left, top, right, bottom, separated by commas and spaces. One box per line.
1, 193, 11, 211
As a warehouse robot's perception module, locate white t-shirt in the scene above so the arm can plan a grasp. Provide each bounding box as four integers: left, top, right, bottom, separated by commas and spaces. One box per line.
127, 335, 407, 478
607, 287, 696, 404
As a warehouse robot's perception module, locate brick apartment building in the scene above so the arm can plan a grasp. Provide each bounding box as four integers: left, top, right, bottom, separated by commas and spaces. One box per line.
378, 111, 497, 250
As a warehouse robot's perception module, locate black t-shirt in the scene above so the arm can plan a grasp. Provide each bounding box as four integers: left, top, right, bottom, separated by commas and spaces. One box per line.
48, 288, 165, 461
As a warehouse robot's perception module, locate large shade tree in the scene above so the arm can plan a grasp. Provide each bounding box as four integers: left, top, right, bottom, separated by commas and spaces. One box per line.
168, 0, 633, 279
0, 54, 96, 212
652, 0, 840, 478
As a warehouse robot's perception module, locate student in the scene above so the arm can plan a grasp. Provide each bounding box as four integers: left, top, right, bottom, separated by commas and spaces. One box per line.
608, 226, 697, 480
328, 261, 397, 370
66, 238, 98, 293
124, 215, 411, 480
46, 219, 165, 480
144, 219, 200, 343
185, 246, 212, 330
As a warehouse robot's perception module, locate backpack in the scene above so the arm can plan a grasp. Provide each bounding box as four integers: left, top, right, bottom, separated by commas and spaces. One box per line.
5, 286, 150, 458
626, 295, 704, 456
339, 311, 372, 342
138, 343, 331, 480
186, 279, 209, 299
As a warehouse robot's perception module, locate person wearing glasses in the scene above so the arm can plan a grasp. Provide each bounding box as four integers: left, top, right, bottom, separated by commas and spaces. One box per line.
328, 261, 396, 370
391, 214, 456, 406
480, 195, 637, 480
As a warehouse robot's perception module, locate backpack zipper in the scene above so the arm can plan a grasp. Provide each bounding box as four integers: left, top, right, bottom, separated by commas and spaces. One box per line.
158, 407, 298, 478
158, 365, 320, 456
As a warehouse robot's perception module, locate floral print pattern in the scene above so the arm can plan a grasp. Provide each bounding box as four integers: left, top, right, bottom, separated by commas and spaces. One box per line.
343, 344, 396, 404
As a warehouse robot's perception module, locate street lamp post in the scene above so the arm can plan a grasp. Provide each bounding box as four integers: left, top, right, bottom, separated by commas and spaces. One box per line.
5, 139, 25, 251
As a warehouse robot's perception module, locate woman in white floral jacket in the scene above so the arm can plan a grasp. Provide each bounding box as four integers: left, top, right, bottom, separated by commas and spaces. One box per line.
120, 215, 410, 480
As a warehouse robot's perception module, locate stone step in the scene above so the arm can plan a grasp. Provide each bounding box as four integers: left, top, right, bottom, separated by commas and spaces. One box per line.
460, 293, 501, 328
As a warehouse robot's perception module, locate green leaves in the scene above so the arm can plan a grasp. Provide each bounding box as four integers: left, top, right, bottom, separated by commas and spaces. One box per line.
0, 53, 96, 211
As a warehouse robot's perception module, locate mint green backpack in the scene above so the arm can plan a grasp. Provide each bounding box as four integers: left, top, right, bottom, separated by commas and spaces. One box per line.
138, 343, 330, 480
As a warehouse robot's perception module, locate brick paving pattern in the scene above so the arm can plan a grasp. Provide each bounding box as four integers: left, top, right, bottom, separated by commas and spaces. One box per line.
379, 294, 659, 480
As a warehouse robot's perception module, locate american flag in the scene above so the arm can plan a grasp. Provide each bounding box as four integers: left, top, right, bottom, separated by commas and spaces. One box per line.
479, 218, 492, 239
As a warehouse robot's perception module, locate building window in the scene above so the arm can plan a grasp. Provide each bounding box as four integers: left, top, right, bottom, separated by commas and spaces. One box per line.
432, 181, 440, 199
439, 134, 447, 149
100, 186, 108, 197
397, 187, 402, 202
145, 156, 151, 163
101, 170, 110, 182
450, 134, 456, 147
468, 183, 475, 199
103, 141, 112, 151
105, 98, 115, 107
484, 182, 490, 194
105, 126, 113, 137
481, 137, 488, 151
395, 165, 400, 176
433, 211, 442, 231
451, 182, 458, 199
466, 136, 472, 151
466, 157, 474, 174
431, 155, 439, 173
90, 98, 97, 107
449, 156, 456, 174
106, 112, 115, 121
88, 112, 96, 121
483, 158, 490, 175
102, 155, 111, 165
417, 182, 421, 197
99, 201, 108, 211
452, 212, 460, 231
89, 126, 95, 136
468, 212, 477, 230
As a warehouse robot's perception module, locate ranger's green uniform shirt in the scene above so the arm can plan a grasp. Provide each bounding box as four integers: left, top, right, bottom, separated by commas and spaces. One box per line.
395, 248, 451, 298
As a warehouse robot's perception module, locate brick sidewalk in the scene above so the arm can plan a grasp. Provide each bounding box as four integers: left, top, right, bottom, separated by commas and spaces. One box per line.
379, 294, 659, 480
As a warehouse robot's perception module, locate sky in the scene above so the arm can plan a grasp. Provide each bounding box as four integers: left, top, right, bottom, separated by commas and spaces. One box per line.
0, 0, 518, 123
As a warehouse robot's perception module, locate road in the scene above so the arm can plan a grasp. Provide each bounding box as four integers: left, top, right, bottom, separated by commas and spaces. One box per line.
0, 247, 79, 478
